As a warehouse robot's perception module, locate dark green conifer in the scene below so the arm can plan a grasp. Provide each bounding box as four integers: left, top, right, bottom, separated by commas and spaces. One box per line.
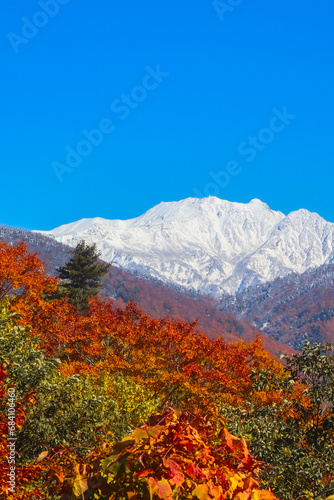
57, 241, 110, 312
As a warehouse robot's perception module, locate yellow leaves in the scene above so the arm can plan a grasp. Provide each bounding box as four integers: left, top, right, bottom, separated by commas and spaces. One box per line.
72, 473, 89, 498
133, 428, 149, 442
192, 481, 224, 500
148, 477, 173, 499
282, 447, 292, 458
228, 473, 243, 494
192, 483, 210, 500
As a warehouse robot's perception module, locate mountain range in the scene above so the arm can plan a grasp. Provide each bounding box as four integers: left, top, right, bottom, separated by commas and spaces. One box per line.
35, 197, 334, 296
2, 197, 333, 352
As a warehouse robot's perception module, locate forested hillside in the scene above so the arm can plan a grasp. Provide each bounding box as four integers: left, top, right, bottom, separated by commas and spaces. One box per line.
0, 240, 334, 499
219, 263, 334, 349
0, 225, 293, 356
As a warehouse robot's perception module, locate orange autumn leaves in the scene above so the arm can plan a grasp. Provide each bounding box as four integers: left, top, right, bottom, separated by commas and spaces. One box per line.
49, 299, 287, 410
1, 241, 288, 411
0, 240, 69, 348
0, 241, 290, 498
56, 408, 278, 499
0, 241, 57, 309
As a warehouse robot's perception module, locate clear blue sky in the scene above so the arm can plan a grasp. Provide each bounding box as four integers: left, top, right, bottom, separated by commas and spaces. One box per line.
1, 0, 334, 230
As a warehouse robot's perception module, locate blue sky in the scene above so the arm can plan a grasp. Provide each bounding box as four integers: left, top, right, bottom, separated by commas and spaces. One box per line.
1, 0, 334, 230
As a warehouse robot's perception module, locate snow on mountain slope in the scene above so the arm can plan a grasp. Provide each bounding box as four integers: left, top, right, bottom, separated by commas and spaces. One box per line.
35, 197, 334, 296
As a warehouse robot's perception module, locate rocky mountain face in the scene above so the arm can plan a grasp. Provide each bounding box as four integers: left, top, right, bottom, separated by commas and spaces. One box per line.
218, 263, 334, 349
36, 197, 334, 296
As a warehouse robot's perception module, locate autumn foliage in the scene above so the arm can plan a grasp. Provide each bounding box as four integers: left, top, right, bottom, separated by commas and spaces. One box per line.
46, 408, 277, 500
0, 242, 333, 499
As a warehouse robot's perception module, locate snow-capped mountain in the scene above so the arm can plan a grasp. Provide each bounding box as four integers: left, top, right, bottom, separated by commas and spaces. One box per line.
35, 197, 334, 296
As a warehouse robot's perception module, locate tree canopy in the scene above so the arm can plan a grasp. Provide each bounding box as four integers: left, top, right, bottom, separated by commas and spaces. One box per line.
57, 240, 110, 311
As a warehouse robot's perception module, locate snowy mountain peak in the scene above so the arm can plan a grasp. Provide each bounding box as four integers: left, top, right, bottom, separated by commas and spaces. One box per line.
35, 197, 334, 297
248, 198, 268, 206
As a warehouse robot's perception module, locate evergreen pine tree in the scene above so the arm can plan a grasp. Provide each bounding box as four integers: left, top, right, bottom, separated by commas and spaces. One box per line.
57, 241, 110, 312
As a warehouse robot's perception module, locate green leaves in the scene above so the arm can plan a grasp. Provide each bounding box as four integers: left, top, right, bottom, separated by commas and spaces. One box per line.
19, 372, 159, 461
220, 341, 334, 500
0, 299, 57, 397
285, 341, 334, 410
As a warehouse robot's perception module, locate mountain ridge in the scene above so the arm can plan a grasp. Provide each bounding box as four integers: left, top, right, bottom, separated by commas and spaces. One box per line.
35, 197, 334, 296
218, 261, 334, 349
0, 224, 295, 356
